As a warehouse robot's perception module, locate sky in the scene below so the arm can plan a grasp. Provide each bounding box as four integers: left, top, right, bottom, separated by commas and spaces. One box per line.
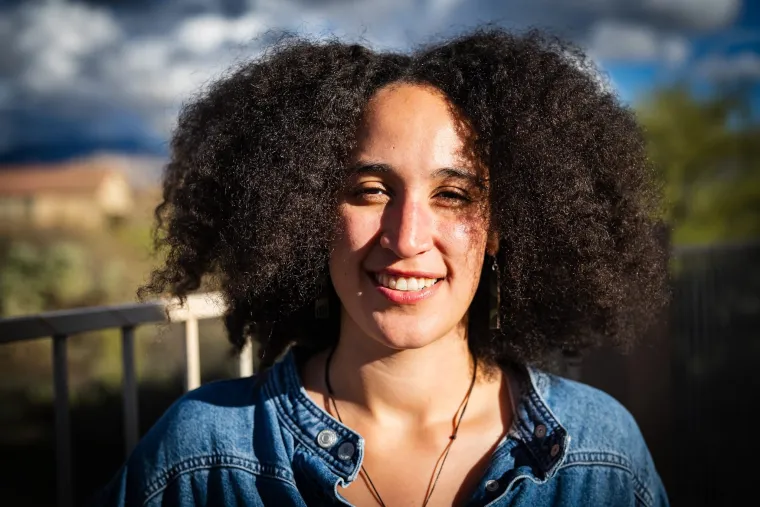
0, 0, 758, 164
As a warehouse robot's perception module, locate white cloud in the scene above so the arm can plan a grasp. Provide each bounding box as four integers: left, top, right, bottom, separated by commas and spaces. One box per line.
556, 0, 740, 31
0, 0, 749, 158
661, 37, 690, 65
11, 0, 122, 92
176, 13, 268, 55
642, 0, 741, 30
696, 51, 760, 82
426, 0, 466, 19
588, 20, 689, 65
93, 0, 442, 135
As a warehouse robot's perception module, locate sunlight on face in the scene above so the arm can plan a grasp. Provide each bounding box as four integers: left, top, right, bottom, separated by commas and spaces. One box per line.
329, 83, 490, 351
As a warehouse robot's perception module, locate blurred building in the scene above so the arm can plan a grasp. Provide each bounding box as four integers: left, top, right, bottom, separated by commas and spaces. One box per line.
0, 157, 135, 231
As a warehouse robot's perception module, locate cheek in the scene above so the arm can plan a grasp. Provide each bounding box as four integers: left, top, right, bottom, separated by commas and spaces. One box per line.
441, 220, 488, 264
333, 206, 381, 254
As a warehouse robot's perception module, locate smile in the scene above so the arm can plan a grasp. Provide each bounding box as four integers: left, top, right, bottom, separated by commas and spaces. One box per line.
370, 271, 445, 304
374, 273, 442, 292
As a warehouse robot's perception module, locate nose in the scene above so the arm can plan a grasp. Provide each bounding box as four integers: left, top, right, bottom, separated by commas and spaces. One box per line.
379, 195, 434, 258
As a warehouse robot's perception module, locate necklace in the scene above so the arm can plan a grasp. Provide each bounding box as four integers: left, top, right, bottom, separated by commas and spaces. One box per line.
324, 347, 478, 507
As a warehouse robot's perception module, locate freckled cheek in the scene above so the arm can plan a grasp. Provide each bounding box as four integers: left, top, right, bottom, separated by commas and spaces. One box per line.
439, 221, 487, 260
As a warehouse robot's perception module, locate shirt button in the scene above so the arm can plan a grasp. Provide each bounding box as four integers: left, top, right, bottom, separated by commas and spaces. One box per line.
550, 443, 561, 457
337, 441, 355, 460
534, 424, 547, 438
317, 429, 338, 449
485, 479, 499, 492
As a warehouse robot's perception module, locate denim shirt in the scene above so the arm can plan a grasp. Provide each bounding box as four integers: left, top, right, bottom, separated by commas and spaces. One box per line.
93, 350, 668, 506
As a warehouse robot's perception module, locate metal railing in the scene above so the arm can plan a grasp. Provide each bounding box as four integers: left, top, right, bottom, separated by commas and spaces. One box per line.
0, 292, 252, 507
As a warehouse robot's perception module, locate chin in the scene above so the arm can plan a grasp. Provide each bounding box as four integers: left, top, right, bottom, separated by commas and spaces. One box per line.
369, 320, 447, 351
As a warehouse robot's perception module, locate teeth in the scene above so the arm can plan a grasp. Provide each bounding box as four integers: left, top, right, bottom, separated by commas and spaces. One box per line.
375, 273, 440, 292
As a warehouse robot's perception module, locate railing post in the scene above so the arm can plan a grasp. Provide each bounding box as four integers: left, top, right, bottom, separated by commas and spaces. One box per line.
238, 340, 254, 378
184, 317, 201, 391
121, 326, 139, 456
53, 334, 72, 507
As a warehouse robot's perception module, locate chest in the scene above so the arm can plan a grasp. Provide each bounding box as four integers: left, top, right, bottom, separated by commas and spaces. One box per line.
336, 426, 504, 507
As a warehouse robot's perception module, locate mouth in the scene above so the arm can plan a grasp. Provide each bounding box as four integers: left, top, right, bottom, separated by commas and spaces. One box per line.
373, 272, 443, 292
368, 270, 446, 304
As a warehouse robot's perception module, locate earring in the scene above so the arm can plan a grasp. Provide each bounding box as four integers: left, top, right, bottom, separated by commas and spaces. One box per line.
315, 276, 329, 319
489, 256, 501, 330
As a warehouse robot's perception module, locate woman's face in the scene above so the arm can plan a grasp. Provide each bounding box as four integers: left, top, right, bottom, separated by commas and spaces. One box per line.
330, 83, 490, 351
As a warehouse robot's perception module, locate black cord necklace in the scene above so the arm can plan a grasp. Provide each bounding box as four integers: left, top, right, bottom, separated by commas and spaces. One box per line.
324, 347, 478, 507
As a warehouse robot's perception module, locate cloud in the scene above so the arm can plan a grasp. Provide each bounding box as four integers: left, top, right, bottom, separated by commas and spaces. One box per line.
5, 1, 123, 93
640, 0, 741, 31
696, 51, 760, 82
547, 0, 741, 32
0, 0, 748, 161
587, 20, 689, 64
175, 12, 268, 55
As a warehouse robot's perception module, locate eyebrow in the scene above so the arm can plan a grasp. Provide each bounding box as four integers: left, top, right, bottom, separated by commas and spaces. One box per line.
349, 162, 487, 189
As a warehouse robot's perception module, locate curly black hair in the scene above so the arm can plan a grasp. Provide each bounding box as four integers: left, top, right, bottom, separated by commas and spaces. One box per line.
140, 28, 669, 371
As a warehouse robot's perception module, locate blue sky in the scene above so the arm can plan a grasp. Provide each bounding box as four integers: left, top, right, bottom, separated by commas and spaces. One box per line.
605, 0, 760, 103
0, 0, 757, 164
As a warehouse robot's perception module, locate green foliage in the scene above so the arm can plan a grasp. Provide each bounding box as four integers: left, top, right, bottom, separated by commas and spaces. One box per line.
0, 238, 133, 317
0, 222, 236, 405
0, 240, 93, 316
637, 85, 760, 245
0, 225, 158, 401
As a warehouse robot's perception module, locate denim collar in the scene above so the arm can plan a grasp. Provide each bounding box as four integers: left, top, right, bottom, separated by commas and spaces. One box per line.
262, 349, 364, 483
506, 365, 570, 478
263, 349, 569, 483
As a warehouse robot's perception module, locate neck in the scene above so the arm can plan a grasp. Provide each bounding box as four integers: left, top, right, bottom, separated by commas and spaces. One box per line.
326, 317, 476, 427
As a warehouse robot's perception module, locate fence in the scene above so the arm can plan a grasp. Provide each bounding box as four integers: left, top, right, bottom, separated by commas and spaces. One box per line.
666, 240, 760, 505
577, 240, 760, 506
0, 292, 252, 507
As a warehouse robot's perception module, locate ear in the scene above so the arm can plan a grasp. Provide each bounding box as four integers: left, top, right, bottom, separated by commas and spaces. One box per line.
486, 230, 499, 257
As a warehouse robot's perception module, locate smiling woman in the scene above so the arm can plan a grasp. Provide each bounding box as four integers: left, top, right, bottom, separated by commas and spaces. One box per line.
93, 28, 670, 507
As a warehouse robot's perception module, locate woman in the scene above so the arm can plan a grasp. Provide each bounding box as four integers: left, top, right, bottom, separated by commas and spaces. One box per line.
96, 28, 669, 506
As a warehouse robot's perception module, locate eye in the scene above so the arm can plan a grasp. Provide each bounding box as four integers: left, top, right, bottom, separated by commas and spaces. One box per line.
434, 188, 472, 206
349, 184, 390, 203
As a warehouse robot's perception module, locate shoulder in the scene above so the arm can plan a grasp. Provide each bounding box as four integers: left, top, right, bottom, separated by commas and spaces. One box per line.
533, 370, 641, 449
145, 376, 260, 451
529, 369, 665, 505
140, 375, 261, 454
117, 376, 266, 503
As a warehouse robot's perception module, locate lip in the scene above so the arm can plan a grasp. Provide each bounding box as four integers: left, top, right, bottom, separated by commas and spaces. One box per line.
376, 268, 446, 279
369, 271, 444, 304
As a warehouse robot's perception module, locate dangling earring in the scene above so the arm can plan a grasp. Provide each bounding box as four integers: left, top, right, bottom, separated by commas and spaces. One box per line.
315, 276, 329, 319
489, 256, 501, 330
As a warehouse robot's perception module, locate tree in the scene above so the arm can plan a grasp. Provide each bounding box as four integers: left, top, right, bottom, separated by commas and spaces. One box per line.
637, 85, 760, 245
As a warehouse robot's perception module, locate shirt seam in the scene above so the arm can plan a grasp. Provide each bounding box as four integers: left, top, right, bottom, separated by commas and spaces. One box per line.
141, 454, 296, 505
560, 451, 654, 507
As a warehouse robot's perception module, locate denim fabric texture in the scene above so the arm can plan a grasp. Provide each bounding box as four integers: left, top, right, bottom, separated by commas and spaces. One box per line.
93, 349, 668, 506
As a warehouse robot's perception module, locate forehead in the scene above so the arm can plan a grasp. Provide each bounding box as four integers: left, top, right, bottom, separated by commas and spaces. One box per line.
354, 83, 470, 170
